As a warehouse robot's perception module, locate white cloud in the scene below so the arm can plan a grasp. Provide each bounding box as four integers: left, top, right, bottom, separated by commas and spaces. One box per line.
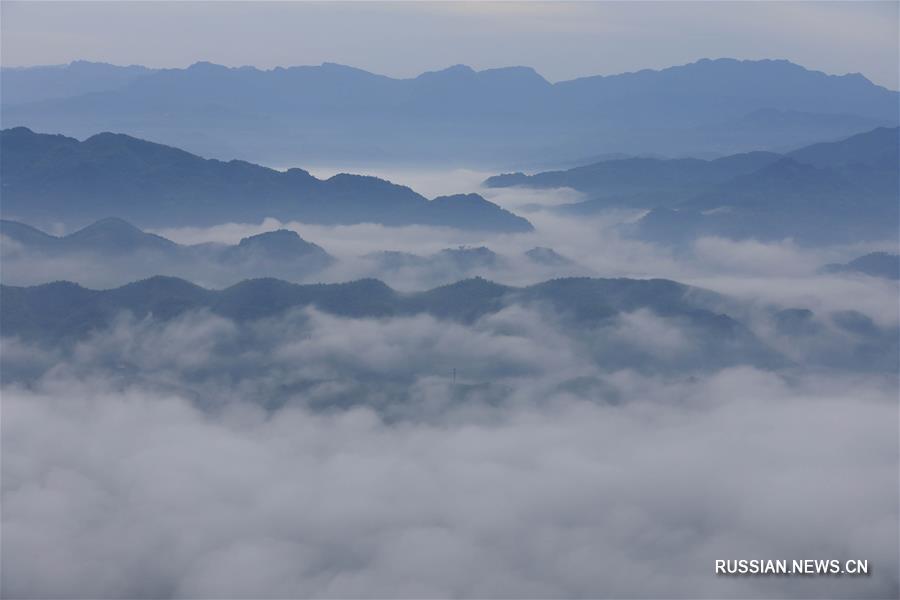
3, 365, 896, 598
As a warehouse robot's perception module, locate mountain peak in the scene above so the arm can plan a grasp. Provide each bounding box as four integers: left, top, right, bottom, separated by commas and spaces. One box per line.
428, 277, 512, 299
230, 229, 332, 263
1, 126, 38, 138
186, 61, 228, 72
443, 64, 476, 74
64, 217, 176, 252
236, 229, 322, 252
71, 216, 143, 234
84, 130, 133, 142
82, 217, 143, 233
238, 229, 303, 244
83, 130, 166, 150
416, 64, 476, 80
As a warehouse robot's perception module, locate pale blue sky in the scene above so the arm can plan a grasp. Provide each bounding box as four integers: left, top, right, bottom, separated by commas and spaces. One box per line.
2, 1, 898, 89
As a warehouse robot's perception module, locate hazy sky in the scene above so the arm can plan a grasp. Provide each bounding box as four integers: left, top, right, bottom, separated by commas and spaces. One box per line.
1, 1, 898, 89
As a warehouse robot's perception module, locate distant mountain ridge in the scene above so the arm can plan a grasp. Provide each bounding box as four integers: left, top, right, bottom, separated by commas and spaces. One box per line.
0, 61, 156, 105
1, 217, 331, 262
486, 127, 897, 194
484, 151, 784, 202
1, 217, 588, 290
3, 58, 896, 164
0, 127, 533, 232
487, 127, 900, 245
786, 126, 900, 168
822, 252, 900, 280
637, 128, 899, 245
0, 217, 335, 286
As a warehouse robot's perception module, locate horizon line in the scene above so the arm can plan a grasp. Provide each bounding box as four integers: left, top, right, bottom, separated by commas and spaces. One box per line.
2, 56, 893, 91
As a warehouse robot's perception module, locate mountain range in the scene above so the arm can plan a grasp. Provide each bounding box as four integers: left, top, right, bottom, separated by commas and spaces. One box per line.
1, 218, 580, 288
3, 58, 897, 166
0, 127, 533, 231
0, 275, 727, 337
487, 127, 900, 245
0, 217, 335, 286
0, 217, 331, 263
0, 61, 155, 105
3, 274, 895, 374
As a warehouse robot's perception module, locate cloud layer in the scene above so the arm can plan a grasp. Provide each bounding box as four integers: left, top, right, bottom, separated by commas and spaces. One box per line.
2, 173, 897, 598
4, 365, 897, 598
2, 296, 898, 598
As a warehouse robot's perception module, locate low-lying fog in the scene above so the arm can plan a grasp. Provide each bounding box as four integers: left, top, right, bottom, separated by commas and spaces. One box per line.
148, 169, 898, 326
3, 167, 898, 598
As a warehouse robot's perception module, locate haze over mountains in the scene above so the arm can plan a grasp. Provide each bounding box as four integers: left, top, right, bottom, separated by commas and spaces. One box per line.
4, 123, 897, 245
0, 61, 155, 105
0, 127, 532, 231
0, 217, 334, 283
0, 217, 582, 288
2, 48, 899, 600
0, 218, 332, 268
2, 58, 897, 166
488, 126, 900, 245
822, 252, 900, 280
5, 273, 896, 377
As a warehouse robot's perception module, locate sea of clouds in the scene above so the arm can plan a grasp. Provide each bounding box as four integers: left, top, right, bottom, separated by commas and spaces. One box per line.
2, 171, 898, 598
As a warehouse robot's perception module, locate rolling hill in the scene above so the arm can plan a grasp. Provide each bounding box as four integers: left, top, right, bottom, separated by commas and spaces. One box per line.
0, 127, 533, 232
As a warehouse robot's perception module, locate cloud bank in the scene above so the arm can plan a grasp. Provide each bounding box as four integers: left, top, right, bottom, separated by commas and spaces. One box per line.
4, 365, 896, 598
2, 301, 898, 598
2, 172, 897, 598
